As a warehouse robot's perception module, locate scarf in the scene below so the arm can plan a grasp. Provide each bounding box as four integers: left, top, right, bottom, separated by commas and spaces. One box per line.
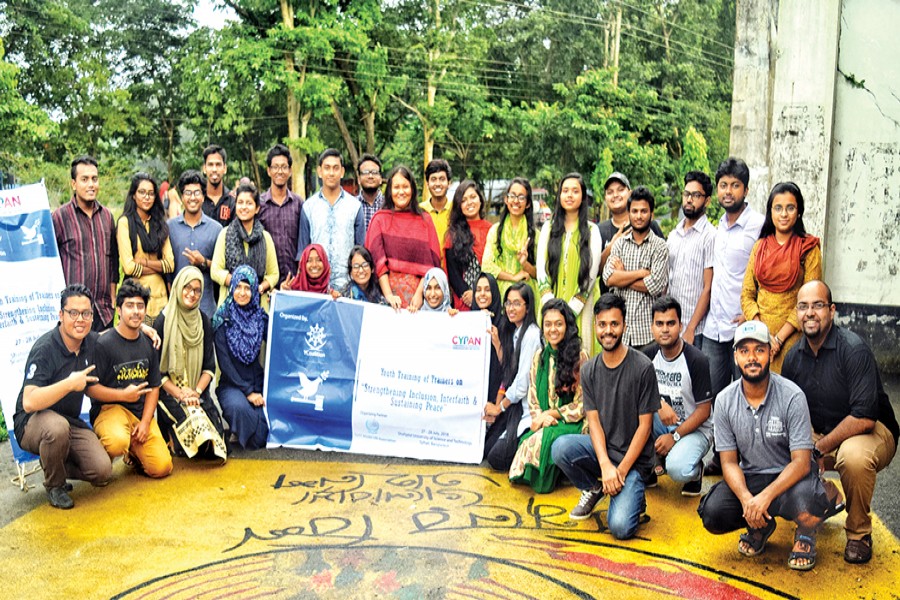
476, 272, 503, 326
421, 267, 452, 312
536, 344, 574, 411
159, 266, 205, 387
224, 217, 267, 281
343, 280, 384, 304
755, 233, 820, 293
555, 227, 584, 299
290, 243, 331, 293
126, 212, 164, 255
212, 265, 267, 365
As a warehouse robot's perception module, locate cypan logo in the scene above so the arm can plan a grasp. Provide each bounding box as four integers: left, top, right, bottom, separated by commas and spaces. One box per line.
451, 335, 481, 350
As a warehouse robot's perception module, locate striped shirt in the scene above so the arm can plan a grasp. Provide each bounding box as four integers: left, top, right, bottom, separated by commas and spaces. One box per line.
602, 230, 669, 347
357, 190, 384, 232
52, 198, 118, 326
667, 215, 715, 335
259, 187, 303, 286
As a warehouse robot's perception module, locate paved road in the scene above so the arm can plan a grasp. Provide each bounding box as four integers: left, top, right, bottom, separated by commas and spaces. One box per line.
3, 377, 899, 540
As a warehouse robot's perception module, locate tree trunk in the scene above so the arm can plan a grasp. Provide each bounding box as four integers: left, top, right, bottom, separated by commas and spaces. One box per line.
612, 8, 622, 88
331, 99, 359, 169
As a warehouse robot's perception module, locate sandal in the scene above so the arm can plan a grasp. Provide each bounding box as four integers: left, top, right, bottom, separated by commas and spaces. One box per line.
738, 518, 777, 557
844, 534, 873, 564
654, 459, 666, 477
788, 532, 817, 571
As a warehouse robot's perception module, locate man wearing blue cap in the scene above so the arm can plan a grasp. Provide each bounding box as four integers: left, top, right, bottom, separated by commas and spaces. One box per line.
697, 320, 842, 571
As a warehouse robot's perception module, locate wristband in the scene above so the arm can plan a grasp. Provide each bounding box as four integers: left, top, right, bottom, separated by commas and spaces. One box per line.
500, 400, 507, 413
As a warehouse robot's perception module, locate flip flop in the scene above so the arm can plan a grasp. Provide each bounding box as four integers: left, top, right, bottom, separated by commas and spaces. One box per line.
788, 532, 817, 571
738, 519, 777, 557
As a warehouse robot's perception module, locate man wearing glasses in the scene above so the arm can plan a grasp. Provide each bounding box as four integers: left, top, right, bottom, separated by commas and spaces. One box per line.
167, 170, 223, 317
356, 153, 384, 232
666, 171, 715, 348
783, 280, 898, 564
258, 144, 304, 287
13, 285, 113, 509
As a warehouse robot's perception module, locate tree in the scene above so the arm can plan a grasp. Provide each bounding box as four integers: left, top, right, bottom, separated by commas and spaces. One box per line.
0, 39, 56, 156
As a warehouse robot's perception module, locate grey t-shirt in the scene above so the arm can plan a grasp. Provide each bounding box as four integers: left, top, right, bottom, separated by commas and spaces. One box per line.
714, 373, 814, 474
581, 348, 661, 480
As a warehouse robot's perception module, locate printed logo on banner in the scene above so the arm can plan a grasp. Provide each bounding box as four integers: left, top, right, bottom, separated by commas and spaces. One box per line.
304, 323, 327, 357
291, 370, 330, 411
0, 210, 56, 262
451, 334, 482, 350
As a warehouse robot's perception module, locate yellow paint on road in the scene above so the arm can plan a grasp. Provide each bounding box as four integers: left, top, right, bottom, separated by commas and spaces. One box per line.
1, 458, 897, 599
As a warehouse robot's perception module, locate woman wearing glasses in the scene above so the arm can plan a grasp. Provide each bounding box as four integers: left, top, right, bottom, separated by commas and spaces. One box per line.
153, 266, 227, 461
444, 180, 493, 311
481, 178, 538, 299
340, 246, 385, 304
741, 182, 821, 373
117, 173, 175, 323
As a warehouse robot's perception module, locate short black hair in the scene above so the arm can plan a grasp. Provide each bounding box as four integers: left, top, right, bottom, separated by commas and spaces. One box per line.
593, 292, 626, 319
202, 144, 227, 164
382, 165, 421, 214
60, 284, 93, 310
627, 185, 655, 212
715, 157, 749, 187
684, 171, 712, 197
70, 155, 98, 180
177, 169, 206, 194
318, 148, 344, 167
356, 153, 382, 172
651, 295, 682, 322
425, 159, 451, 180
266, 144, 292, 167
116, 278, 150, 307
234, 182, 260, 206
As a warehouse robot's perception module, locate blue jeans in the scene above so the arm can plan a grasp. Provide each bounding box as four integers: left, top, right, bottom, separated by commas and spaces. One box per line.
652, 414, 710, 483
701, 336, 738, 401
552, 434, 647, 539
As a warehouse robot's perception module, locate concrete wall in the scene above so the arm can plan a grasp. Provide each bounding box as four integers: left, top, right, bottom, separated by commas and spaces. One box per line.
731, 0, 900, 372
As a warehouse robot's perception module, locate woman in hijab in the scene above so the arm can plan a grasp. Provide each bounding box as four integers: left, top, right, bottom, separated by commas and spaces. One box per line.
282, 243, 337, 297
420, 267, 457, 314
153, 266, 227, 461
213, 265, 270, 450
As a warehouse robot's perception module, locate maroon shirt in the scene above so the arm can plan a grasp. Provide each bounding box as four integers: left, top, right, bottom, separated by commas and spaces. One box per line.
258, 187, 303, 285
52, 197, 118, 326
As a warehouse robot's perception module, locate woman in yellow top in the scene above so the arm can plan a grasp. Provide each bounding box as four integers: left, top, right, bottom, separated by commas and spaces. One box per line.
117, 173, 175, 323
741, 182, 821, 373
211, 183, 279, 311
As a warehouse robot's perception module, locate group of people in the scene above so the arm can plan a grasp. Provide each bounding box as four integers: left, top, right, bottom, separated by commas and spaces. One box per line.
14, 149, 896, 572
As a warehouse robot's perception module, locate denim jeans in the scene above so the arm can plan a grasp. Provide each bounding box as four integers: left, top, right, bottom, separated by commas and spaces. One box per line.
552, 434, 647, 539
701, 336, 738, 401
652, 414, 710, 483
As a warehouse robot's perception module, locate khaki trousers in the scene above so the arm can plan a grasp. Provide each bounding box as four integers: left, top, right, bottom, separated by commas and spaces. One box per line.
93, 404, 173, 478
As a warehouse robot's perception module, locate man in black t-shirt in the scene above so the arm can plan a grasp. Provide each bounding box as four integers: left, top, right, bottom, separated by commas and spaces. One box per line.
552, 293, 660, 539
90, 279, 173, 478
13, 285, 112, 509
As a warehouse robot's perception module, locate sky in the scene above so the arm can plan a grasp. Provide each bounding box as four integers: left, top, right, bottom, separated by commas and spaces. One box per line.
193, 0, 237, 30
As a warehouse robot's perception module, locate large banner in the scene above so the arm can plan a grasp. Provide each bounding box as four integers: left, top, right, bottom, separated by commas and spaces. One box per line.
265, 291, 490, 463
0, 182, 66, 464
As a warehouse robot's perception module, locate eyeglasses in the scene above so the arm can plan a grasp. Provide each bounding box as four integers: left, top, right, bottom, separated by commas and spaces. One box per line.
135, 190, 156, 199
182, 190, 204, 198
351, 263, 371, 271
682, 191, 706, 201
359, 169, 381, 177
183, 285, 202, 297
64, 309, 94, 321
506, 193, 527, 203
270, 165, 291, 173
796, 301, 828, 312
773, 204, 798, 214
504, 300, 525, 308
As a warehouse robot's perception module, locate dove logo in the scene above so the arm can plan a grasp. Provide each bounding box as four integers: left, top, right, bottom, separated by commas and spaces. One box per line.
303, 323, 327, 358
290, 370, 330, 410
20, 219, 43, 246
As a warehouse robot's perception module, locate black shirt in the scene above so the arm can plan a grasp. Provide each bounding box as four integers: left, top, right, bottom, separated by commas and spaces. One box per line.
202, 186, 234, 228
91, 328, 161, 422
783, 325, 899, 443
13, 326, 96, 441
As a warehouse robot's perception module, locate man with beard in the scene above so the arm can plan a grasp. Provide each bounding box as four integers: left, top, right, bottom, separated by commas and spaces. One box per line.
356, 153, 384, 232
667, 171, 715, 347
643, 296, 713, 496
552, 293, 660, 539
167, 170, 223, 317
201, 144, 235, 227
602, 186, 669, 349
783, 281, 897, 564
258, 144, 304, 287
698, 320, 841, 571
420, 159, 453, 254
53, 156, 118, 331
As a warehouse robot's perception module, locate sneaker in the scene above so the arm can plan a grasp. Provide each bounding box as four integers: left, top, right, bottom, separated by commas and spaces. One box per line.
646, 472, 658, 488
47, 486, 74, 510
569, 486, 604, 521
681, 477, 703, 497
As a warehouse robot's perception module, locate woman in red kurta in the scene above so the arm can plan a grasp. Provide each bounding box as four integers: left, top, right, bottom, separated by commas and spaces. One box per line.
365, 165, 442, 311
444, 180, 492, 311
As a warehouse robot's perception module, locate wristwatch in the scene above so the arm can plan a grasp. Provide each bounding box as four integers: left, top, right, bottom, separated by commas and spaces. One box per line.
672, 431, 681, 443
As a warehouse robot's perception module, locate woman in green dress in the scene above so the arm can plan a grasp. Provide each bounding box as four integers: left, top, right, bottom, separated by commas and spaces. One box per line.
535, 173, 602, 354
509, 299, 587, 493
481, 178, 537, 299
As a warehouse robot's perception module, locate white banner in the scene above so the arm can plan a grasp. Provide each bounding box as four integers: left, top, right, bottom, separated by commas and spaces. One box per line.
0, 182, 66, 463
265, 292, 490, 464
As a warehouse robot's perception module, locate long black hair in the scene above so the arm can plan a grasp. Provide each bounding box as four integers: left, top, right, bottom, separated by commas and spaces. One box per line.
346, 245, 383, 303
446, 179, 484, 255
546, 173, 591, 295
121, 173, 168, 255
759, 181, 808, 239
495, 177, 535, 264
498, 283, 538, 386
541, 298, 582, 392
